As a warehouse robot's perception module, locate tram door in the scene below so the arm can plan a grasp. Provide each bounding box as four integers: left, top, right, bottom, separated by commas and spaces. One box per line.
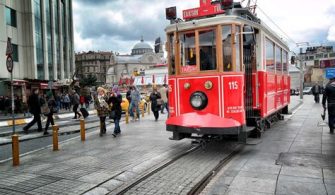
243, 26, 257, 125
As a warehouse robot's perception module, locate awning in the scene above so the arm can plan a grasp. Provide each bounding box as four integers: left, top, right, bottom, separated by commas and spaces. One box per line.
4, 79, 27, 86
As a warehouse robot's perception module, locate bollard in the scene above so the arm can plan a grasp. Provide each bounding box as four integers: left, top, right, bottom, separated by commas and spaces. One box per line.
52, 125, 59, 151
80, 119, 85, 141
12, 134, 19, 166
126, 111, 129, 124
142, 106, 145, 118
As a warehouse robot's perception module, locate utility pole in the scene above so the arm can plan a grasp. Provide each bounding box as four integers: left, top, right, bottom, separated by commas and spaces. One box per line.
299, 47, 304, 100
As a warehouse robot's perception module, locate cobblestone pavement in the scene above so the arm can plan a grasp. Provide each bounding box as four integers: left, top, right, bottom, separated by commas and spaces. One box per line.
0, 114, 194, 194
202, 95, 335, 195
123, 141, 238, 195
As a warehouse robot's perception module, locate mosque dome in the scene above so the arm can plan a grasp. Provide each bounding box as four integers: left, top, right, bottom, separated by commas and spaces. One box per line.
131, 37, 153, 55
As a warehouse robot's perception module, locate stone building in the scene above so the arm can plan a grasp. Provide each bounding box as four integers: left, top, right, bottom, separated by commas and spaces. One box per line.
75, 51, 115, 85
106, 37, 165, 85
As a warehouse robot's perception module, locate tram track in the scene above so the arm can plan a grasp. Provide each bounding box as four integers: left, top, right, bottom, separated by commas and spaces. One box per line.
109, 141, 242, 195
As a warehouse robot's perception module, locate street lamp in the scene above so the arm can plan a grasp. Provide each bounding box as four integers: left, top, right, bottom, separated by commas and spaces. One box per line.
296, 42, 309, 100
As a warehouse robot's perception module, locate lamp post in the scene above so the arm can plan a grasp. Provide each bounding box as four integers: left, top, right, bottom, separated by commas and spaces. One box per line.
296, 42, 309, 100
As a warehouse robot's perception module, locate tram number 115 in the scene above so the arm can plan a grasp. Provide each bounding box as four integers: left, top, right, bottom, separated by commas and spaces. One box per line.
228, 81, 238, 90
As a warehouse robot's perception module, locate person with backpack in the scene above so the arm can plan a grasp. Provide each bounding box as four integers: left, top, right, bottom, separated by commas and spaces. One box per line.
23, 89, 42, 133
108, 85, 122, 137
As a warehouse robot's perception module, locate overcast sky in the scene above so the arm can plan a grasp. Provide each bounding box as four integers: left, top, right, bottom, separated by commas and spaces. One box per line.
73, 0, 335, 54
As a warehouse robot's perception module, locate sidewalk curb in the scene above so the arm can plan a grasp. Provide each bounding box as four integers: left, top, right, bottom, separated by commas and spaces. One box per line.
0, 110, 97, 127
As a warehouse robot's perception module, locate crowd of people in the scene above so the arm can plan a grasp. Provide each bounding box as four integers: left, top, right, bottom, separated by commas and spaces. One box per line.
0, 84, 170, 137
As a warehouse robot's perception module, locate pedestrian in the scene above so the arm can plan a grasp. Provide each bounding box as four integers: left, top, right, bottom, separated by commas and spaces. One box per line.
108, 85, 122, 137
126, 86, 133, 117
94, 87, 109, 136
322, 78, 335, 134
130, 86, 141, 121
71, 90, 81, 119
23, 89, 42, 133
312, 84, 321, 103
150, 85, 162, 121
44, 94, 57, 135
159, 84, 169, 114
64, 93, 70, 110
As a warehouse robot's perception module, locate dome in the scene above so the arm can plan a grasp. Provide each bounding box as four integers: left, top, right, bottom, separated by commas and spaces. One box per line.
131, 37, 153, 55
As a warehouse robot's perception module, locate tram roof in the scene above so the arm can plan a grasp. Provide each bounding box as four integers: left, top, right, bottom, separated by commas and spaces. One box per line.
165, 13, 289, 51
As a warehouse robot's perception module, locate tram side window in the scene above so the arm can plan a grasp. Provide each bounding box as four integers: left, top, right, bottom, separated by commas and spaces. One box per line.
180, 32, 196, 72
266, 38, 275, 72
275, 45, 282, 73
168, 34, 175, 75
199, 29, 217, 71
235, 26, 241, 72
222, 25, 232, 71
282, 51, 288, 73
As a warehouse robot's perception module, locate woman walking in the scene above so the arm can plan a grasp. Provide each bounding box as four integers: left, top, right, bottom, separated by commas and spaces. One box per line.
150, 86, 162, 121
44, 94, 57, 135
108, 85, 122, 137
94, 87, 109, 136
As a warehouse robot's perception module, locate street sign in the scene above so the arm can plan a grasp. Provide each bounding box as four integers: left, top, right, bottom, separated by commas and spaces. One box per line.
6, 37, 13, 56
325, 68, 335, 79
6, 56, 13, 73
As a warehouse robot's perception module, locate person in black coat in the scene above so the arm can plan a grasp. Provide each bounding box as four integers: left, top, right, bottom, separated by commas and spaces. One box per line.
44, 94, 57, 135
322, 78, 335, 134
150, 86, 161, 121
108, 86, 122, 137
312, 84, 321, 103
23, 89, 42, 133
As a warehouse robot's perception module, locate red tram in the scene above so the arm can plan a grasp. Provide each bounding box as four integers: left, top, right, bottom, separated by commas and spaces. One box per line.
165, 0, 290, 142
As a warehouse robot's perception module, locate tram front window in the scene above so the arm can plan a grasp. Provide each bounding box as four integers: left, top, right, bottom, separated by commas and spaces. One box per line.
180, 32, 196, 72
222, 25, 232, 71
199, 29, 216, 71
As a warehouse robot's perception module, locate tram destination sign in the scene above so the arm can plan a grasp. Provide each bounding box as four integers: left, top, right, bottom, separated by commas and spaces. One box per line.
183, 0, 224, 20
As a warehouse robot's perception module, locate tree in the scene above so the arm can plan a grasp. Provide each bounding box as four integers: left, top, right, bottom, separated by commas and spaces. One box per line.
80, 74, 97, 87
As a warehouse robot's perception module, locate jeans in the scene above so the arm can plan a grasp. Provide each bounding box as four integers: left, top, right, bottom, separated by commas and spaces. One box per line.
114, 118, 121, 134
45, 112, 54, 132
129, 102, 140, 119
161, 102, 169, 113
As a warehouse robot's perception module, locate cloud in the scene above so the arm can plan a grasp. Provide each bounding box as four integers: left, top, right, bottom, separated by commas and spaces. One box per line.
73, 0, 335, 53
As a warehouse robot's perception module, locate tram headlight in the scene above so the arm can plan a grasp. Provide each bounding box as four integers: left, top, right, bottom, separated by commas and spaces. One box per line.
190, 91, 208, 110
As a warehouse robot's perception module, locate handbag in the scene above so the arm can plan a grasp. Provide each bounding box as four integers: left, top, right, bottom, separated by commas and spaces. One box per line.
41, 104, 50, 115
109, 110, 116, 119
156, 98, 163, 106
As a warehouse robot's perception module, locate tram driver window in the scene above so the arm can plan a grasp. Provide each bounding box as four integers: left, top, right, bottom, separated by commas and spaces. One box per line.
199, 29, 217, 71
222, 25, 232, 71
179, 32, 196, 72
168, 34, 175, 75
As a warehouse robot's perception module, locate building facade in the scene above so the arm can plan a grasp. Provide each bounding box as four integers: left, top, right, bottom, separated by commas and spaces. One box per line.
106, 38, 165, 85
0, 0, 74, 97
75, 51, 115, 85
299, 46, 335, 86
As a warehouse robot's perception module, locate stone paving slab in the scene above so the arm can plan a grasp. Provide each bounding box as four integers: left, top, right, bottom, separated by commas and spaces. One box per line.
202, 95, 335, 195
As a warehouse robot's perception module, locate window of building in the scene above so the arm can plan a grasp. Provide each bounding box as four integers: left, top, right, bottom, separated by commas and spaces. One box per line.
265, 38, 275, 72
222, 25, 232, 71
275, 45, 282, 73
324, 54, 328, 58
6, 7, 17, 27
199, 29, 217, 71
12, 44, 19, 62
330, 53, 335, 58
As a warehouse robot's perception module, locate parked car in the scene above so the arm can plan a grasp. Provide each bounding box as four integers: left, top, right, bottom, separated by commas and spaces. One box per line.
303, 87, 312, 95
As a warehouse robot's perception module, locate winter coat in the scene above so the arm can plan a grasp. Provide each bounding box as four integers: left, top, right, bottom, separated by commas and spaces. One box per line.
28, 94, 41, 115
108, 94, 122, 120
94, 95, 109, 117
150, 91, 161, 112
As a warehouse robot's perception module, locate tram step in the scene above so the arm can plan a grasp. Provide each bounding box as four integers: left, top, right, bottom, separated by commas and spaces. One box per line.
246, 126, 255, 132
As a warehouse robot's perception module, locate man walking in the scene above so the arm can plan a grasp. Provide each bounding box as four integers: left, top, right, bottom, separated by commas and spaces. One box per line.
23, 89, 42, 133
322, 78, 335, 134
159, 84, 169, 114
72, 90, 81, 119
312, 84, 321, 103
